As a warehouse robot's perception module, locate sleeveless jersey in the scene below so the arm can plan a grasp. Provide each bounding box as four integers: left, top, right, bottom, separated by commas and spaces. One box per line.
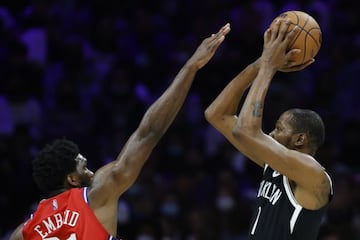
22, 187, 118, 240
248, 164, 333, 240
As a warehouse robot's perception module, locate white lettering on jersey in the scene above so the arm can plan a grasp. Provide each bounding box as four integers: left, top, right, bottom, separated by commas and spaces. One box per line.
272, 170, 280, 177
33, 210, 80, 238
257, 180, 282, 205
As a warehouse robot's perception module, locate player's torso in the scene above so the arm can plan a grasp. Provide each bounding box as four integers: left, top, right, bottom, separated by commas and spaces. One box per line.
248, 165, 329, 240
22, 188, 115, 240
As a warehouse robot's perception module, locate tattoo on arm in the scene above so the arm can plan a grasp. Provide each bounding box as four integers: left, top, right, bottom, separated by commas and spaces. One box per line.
252, 101, 263, 117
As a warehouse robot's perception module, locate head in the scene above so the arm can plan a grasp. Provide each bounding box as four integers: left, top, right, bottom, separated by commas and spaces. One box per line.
32, 138, 94, 194
269, 108, 325, 156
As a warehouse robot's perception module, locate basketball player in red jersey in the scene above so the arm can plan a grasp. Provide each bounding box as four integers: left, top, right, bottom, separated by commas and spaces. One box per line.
9, 23, 231, 240
205, 19, 333, 239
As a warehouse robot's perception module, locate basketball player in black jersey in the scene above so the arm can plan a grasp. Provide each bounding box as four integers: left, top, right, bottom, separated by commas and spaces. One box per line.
205, 19, 333, 240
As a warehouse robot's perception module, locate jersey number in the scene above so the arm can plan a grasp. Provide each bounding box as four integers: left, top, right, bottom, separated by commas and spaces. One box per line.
250, 207, 261, 235
44, 233, 77, 240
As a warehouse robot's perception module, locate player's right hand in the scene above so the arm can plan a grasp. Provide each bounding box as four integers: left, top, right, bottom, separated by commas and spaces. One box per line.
186, 23, 231, 70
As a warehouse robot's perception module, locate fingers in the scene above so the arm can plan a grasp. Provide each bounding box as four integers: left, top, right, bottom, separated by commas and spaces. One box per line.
284, 25, 300, 46
264, 27, 271, 44
270, 18, 299, 44
188, 23, 231, 70
278, 19, 291, 41
280, 58, 315, 72
299, 58, 315, 68
219, 23, 231, 35
287, 48, 301, 60
270, 19, 281, 41
210, 23, 231, 42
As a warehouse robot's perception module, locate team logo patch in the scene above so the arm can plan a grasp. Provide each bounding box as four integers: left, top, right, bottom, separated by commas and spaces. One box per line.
52, 199, 58, 210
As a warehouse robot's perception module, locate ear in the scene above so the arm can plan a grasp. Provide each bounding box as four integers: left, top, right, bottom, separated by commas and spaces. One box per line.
294, 133, 306, 146
66, 173, 81, 188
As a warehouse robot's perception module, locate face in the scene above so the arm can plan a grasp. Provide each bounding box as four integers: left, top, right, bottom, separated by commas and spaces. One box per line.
74, 153, 94, 187
269, 112, 295, 149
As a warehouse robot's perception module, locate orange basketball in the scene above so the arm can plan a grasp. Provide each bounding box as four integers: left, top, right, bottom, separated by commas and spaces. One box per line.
270, 10, 322, 65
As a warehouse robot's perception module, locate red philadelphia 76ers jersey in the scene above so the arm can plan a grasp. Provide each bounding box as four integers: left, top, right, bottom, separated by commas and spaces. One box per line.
22, 187, 117, 240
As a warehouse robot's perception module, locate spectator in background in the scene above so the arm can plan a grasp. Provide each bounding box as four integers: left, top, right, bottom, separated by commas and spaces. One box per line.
0, 0, 359, 239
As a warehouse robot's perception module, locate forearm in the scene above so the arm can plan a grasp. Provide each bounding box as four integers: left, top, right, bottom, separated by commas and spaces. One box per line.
237, 65, 276, 129
136, 22, 230, 139
94, 63, 198, 195
138, 62, 198, 139
205, 59, 260, 120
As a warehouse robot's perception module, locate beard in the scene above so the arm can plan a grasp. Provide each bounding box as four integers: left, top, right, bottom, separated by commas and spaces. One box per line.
79, 175, 93, 187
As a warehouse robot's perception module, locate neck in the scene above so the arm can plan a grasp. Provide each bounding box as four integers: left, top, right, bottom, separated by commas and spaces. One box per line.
47, 188, 68, 198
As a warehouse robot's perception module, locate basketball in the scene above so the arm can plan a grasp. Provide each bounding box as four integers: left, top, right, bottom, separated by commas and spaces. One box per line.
269, 10, 322, 66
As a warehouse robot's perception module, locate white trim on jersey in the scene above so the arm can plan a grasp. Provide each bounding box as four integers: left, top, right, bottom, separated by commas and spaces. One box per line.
83, 187, 89, 204
264, 164, 269, 174
324, 171, 334, 196
283, 175, 303, 234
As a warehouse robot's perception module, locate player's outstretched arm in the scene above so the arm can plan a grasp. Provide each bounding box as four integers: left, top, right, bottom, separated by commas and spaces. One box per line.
232, 20, 330, 208
90, 23, 231, 202
231, 20, 299, 168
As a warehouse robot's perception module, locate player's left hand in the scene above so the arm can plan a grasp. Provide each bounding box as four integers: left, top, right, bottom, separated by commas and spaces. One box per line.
261, 19, 300, 71
279, 58, 315, 72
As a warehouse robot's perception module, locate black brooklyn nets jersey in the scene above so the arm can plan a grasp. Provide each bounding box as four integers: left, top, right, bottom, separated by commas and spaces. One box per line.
248, 164, 333, 240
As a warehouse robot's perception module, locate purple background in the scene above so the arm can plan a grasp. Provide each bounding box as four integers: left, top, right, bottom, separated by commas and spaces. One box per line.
0, 0, 359, 239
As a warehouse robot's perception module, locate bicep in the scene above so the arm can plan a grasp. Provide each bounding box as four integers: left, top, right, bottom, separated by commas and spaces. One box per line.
89, 130, 157, 203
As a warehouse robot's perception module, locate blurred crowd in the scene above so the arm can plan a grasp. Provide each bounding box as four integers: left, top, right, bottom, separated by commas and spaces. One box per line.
0, 0, 359, 239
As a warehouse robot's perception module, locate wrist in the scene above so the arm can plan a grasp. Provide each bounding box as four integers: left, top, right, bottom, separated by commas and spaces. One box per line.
259, 64, 277, 78
259, 58, 277, 74
184, 60, 200, 71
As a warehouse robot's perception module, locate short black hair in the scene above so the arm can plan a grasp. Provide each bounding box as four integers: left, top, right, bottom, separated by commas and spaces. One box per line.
287, 108, 325, 150
32, 138, 79, 193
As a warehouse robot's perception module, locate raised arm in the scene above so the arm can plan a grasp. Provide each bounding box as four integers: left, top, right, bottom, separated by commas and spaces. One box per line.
204, 58, 262, 164
232, 20, 329, 209
90, 23, 231, 203
204, 20, 311, 168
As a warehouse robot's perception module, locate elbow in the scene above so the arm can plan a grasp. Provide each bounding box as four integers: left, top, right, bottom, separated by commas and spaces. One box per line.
204, 107, 216, 124
204, 108, 224, 131
232, 124, 243, 140
232, 124, 258, 140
